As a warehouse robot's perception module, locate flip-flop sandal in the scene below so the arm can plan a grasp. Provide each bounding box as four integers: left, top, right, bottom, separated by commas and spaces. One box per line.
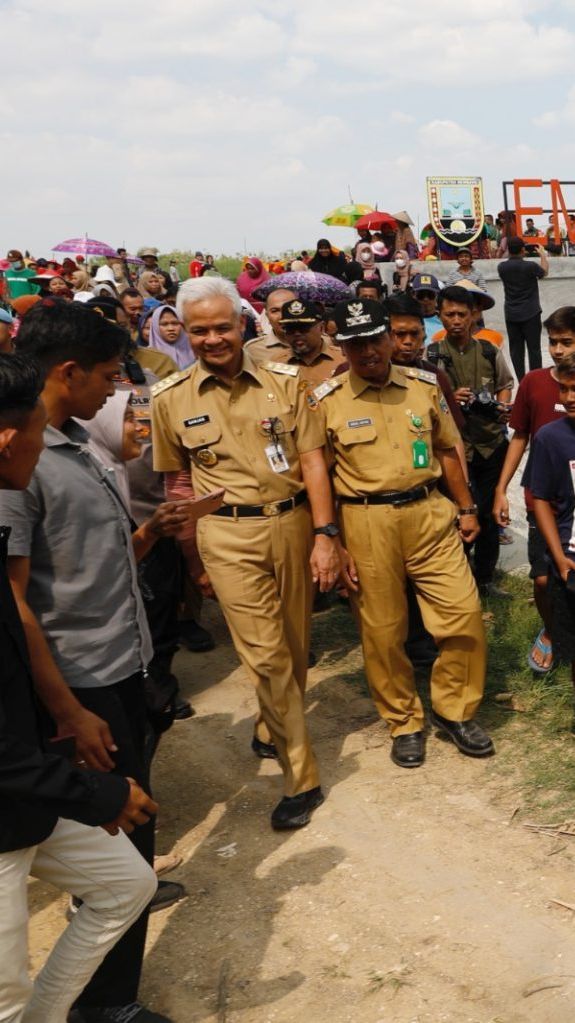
527, 628, 554, 674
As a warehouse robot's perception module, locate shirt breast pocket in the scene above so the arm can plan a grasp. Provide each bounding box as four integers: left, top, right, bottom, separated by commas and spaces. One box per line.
337, 424, 378, 467
182, 423, 222, 465
407, 414, 432, 435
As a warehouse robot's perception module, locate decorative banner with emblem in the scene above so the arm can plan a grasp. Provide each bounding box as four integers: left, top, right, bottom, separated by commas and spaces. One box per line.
426, 176, 485, 247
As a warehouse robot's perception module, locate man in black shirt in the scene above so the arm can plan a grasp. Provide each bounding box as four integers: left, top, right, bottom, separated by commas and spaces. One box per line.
498, 237, 549, 381
0, 354, 158, 1023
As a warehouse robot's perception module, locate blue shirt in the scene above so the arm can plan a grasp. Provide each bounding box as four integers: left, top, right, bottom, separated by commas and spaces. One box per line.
423, 314, 443, 345
527, 417, 575, 556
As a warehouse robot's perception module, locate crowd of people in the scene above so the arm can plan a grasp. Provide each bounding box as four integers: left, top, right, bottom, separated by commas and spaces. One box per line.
2, 221, 575, 1023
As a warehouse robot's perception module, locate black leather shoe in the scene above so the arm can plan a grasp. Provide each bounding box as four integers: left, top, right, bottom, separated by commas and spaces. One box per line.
431, 711, 495, 757
149, 880, 186, 914
391, 731, 425, 768
271, 787, 324, 829
251, 735, 278, 759
173, 695, 194, 720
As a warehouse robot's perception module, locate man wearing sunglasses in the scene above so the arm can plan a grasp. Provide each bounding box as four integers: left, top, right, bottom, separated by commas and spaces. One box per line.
410, 273, 443, 345
273, 299, 347, 388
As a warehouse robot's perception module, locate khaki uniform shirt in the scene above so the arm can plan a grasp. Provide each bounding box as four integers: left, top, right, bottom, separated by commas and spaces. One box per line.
272, 338, 347, 389
135, 346, 177, 381
243, 330, 290, 366
315, 364, 459, 498
151, 352, 324, 505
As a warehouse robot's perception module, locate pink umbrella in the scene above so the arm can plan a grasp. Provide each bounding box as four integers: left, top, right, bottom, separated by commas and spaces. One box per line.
52, 237, 118, 259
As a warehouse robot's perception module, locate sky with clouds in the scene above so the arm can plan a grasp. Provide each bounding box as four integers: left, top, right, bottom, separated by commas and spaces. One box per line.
2, 0, 575, 258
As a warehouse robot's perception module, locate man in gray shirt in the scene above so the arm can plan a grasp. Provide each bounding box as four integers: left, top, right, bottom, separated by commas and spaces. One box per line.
0, 301, 186, 1023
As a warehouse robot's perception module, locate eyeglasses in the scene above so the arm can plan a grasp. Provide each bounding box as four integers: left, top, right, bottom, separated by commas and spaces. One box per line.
414, 291, 436, 301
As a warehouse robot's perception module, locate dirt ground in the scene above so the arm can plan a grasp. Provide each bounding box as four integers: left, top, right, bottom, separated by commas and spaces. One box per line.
28, 601, 575, 1023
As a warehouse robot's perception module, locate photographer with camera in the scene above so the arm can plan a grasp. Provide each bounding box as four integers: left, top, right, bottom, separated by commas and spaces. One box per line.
428, 286, 514, 598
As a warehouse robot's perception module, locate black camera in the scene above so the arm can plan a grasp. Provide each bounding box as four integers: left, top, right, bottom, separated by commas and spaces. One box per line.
460, 387, 503, 420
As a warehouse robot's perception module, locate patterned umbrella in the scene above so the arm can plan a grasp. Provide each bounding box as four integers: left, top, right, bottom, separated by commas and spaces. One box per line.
51, 237, 118, 258
252, 271, 351, 305
322, 203, 374, 228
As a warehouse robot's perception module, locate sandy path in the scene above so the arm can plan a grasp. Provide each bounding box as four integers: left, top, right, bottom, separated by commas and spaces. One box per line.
29, 603, 575, 1022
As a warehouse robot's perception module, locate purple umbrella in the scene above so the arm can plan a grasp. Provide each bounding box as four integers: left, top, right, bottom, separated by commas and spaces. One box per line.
52, 237, 119, 259
252, 271, 351, 305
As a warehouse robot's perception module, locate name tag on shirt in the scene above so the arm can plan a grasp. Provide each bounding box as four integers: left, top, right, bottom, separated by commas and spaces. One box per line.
184, 414, 210, 428
265, 443, 290, 473
347, 418, 373, 428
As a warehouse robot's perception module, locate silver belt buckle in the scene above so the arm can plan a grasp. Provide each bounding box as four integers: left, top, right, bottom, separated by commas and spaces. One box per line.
262, 501, 281, 517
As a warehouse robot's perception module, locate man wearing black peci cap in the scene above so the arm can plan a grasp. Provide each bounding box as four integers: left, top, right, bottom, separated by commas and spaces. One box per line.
313, 298, 492, 768
272, 298, 347, 388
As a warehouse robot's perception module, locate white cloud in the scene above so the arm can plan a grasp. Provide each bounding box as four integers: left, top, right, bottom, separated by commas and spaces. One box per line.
419, 120, 480, 151
390, 111, 416, 125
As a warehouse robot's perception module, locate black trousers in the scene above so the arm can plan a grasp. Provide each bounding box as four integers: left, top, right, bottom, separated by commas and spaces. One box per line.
73, 672, 153, 1008
506, 314, 542, 381
467, 441, 508, 586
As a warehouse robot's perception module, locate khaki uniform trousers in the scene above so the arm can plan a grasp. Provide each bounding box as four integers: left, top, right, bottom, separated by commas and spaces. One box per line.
340, 490, 486, 736
196, 503, 319, 796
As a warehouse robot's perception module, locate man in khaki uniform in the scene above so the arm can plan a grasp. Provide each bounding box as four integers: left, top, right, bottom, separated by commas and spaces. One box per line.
315, 298, 493, 768
152, 277, 346, 829
273, 299, 348, 388
243, 287, 297, 364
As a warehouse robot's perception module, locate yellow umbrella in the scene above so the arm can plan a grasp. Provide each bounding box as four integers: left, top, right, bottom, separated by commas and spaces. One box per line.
322, 203, 375, 228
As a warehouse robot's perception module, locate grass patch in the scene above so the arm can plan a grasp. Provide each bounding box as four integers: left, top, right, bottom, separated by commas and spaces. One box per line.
311, 576, 575, 819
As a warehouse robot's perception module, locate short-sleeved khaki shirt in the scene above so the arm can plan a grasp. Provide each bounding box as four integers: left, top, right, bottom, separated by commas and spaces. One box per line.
316, 364, 459, 498
243, 331, 290, 366
151, 352, 324, 505
271, 338, 348, 389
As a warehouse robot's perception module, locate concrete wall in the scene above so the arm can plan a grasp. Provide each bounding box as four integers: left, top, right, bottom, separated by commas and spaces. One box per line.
379, 256, 575, 344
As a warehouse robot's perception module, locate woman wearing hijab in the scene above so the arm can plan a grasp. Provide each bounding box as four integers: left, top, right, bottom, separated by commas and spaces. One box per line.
353, 242, 382, 283
138, 271, 167, 301
308, 239, 348, 281
148, 304, 195, 370
236, 257, 269, 314
392, 212, 419, 260
137, 307, 155, 347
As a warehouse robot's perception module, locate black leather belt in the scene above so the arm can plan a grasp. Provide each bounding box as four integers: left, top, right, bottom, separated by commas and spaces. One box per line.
339, 480, 438, 507
213, 489, 307, 518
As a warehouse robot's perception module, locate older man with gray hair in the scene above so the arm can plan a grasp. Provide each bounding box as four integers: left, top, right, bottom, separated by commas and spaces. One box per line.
152, 277, 353, 829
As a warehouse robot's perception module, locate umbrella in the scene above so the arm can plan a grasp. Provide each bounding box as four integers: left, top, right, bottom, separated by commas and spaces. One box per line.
252, 271, 351, 305
354, 211, 397, 232
52, 237, 118, 259
322, 203, 374, 228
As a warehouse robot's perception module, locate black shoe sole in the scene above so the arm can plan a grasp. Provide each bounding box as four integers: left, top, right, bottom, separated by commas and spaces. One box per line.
430, 714, 495, 758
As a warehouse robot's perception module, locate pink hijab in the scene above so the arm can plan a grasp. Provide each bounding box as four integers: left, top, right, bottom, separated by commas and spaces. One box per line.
236, 257, 269, 313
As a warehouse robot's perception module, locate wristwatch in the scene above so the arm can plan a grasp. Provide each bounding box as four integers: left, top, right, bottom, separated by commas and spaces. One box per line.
313, 522, 340, 537
458, 505, 479, 516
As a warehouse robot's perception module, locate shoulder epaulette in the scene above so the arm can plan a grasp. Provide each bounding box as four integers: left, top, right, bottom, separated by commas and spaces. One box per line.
402, 366, 437, 385
150, 368, 191, 397
313, 377, 344, 402
263, 361, 299, 377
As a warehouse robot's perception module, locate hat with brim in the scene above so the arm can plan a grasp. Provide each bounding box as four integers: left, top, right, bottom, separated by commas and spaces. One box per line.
391, 210, 414, 226
140, 248, 158, 258
333, 298, 390, 342
29, 271, 63, 285
455, 278, 495, 310
279, 298, 322, 325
